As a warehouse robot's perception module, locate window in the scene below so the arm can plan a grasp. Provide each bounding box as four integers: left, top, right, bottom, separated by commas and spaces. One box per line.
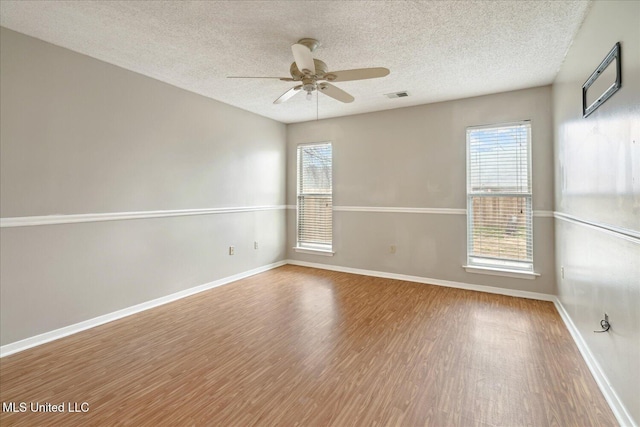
296, 142, 333, 253
466, 121, 533, 273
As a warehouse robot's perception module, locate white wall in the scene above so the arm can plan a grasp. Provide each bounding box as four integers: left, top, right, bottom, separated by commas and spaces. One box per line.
0, 28, 287, 346
287, 86, 556, 295
552, 1, 640, 424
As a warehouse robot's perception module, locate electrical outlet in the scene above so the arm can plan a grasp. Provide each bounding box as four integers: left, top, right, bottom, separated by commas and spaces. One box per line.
254, 241, 258, 250
390, 245, 396, 254
561, 266, 565, 279
229, 246, 234, 255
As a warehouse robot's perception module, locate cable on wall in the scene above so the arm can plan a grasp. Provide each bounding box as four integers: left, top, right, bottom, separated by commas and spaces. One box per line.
593, 314, 611, 333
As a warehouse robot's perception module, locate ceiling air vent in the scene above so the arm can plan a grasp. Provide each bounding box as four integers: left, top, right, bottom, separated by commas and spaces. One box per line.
385, 91, 409, 99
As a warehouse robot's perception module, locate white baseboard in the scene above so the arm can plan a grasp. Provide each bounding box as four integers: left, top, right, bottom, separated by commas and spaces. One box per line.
2, 259, 634, 426
287, 259, 635, 426
286, 259, 555, 301
0, 260, 287, 358
553, 299, 636, 427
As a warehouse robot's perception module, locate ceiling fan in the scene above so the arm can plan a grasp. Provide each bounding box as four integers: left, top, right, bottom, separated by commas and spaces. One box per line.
228, 38, 390, 104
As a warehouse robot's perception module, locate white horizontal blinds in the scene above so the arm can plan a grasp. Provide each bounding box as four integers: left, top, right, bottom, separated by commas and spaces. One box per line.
467, 122, 533, 270
469, 196, 532, 262
297, 143, 332, 249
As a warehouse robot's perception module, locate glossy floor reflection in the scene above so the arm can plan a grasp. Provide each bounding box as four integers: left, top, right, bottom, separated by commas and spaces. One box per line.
0, 265, 616, 426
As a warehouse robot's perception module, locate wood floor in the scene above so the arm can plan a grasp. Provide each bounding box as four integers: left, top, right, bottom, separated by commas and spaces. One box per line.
0, 265, 615, 426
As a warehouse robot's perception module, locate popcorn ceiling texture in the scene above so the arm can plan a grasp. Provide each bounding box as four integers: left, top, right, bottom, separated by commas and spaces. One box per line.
0, 1, 591, 124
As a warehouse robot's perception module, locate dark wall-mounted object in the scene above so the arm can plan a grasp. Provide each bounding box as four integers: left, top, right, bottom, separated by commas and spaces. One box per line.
582, 42, 621, 118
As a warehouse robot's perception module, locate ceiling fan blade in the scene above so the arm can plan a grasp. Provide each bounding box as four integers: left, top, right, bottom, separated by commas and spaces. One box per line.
227, 76, 295, 82
318, 83, 354, 103
291, 43, 316, 74
326, 67, 390, 82
274, 85, 303, 104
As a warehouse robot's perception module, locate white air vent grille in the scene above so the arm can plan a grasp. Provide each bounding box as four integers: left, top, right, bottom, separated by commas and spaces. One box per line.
385, 91, 410, 99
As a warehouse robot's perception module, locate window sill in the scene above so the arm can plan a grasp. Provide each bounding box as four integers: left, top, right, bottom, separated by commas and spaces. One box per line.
463, 265, 540, 280
293, 247, 335, 257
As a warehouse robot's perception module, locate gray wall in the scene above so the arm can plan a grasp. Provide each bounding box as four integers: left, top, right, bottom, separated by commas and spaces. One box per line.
287, 86, 556, 295
0, 28, 287, 346
4, 12, 637, 425
2, 8, 638, 422
552, 1, 640, 423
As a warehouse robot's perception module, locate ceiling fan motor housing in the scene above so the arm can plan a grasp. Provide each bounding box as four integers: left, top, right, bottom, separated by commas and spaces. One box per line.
230, 37, 388, 104
290, 59, 329, 81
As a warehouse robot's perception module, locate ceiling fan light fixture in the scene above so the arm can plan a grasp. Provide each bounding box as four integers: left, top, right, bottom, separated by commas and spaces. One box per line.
302, 79, 315, 93
228, 38, 389, 105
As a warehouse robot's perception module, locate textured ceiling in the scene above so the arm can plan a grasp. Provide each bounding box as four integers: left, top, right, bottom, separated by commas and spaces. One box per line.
0, 1, 591, 124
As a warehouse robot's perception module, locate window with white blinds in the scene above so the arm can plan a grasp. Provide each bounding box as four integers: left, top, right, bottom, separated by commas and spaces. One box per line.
297, 142, 332, 251
467, 121, 533, 272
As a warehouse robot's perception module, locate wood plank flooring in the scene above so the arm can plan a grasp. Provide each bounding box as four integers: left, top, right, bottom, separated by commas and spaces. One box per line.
0, 265, 616, 426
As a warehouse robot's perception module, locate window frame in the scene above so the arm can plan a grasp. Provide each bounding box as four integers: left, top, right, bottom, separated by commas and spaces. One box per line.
294, 141, 334, 256
464, 121, 538, 278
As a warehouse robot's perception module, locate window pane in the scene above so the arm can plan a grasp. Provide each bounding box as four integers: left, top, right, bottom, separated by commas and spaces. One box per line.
469, 195, 532, 262
468, 124, 530, 193
298, 195, 332, 245
467, 122, 533, 271
297, 143, 332, 249
300, 145, 332, 194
